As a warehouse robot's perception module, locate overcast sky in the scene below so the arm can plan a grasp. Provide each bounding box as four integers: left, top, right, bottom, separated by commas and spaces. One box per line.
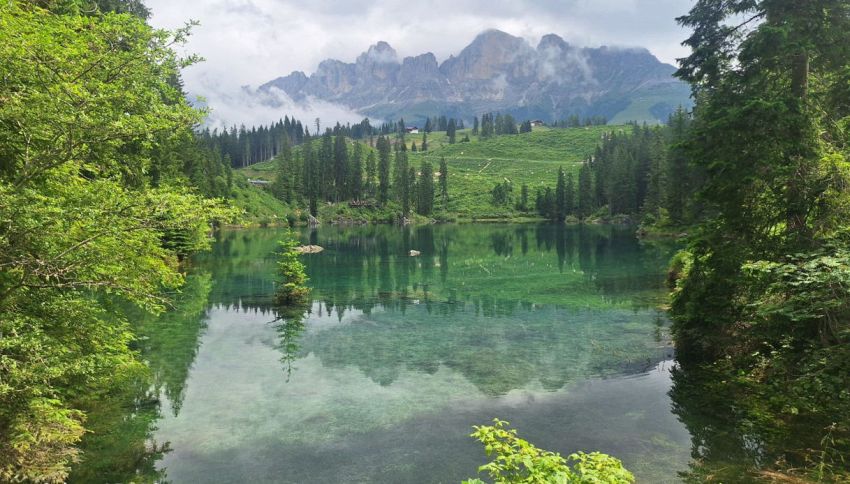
145, 0, 694, 127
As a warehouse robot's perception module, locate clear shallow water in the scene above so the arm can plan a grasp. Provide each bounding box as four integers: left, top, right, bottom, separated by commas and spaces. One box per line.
71, 224, 692, 483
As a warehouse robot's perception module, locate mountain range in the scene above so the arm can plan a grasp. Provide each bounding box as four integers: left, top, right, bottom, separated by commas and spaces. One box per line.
257, 29, 692, 125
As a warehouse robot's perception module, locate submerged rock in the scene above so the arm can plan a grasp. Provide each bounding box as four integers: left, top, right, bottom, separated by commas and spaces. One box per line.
296, 245, 324, 254
409, 250, 421, 256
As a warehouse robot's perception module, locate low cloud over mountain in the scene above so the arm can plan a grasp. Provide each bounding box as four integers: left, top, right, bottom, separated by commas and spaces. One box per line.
256, 29, 691, 125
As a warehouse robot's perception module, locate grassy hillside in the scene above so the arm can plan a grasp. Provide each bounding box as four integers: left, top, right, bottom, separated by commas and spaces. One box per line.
239, 158, 279, 181
228, 172, 290, 226
607, 85, 692, 125
410, 126, 609, 162
237, 126, 625, 221
412, 126, 621, 218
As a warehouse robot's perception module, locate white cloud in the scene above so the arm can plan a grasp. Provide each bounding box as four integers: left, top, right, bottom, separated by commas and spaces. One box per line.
146, 0, 693, 126
195, 87, 368, 132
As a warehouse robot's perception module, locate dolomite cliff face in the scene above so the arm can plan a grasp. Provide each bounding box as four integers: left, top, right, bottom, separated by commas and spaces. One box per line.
259, 29, 691, 124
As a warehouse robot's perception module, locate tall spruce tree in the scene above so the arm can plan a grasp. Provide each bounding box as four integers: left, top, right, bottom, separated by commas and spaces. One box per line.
578, 162, 593, 219
518, 184, 529, 211
350, 141, 363, 200
664, 108, 692, 224
669, 1, 850, 477
555, 167, 567, 221
439, 157, 449, 209
319, 130, 333, 200
332, 132, 348, 201
376, 136, 391, 205
301, 135, 319, 215
393, 143, 409, 206
365, 150, 377, 198
405, 165, 416, 215
416, 160, 435, 216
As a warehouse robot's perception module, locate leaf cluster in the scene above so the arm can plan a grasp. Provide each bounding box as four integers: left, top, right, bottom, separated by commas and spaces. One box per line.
464, 419, 634, 484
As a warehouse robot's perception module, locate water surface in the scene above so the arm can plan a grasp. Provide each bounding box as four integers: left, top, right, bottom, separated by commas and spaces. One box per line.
72, 224, 692, 483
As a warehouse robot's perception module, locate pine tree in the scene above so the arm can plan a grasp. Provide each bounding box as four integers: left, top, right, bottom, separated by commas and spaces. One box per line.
403, 165, 415, 215
447, 119, 456, 144
565, 172, 575, 217
439, 157, 449, 209
365, 150, 377, 198
664, 108, 692, 224
607, 144, 635, 215
350, 141, 363, 200
578, 162, 593, 219
300, 134, 320, 216
517, 184, 529, 211
416, 160, 435, 216
642, 133, 666, 219
393, 143, 409, 205
332, 133, 349, 201
320, 131, 333, 200
555, 167, 567, 221
421, 133, 428, 151
376, 136, 391, 205
664, 6, 850, 474
272, 136, 295, 203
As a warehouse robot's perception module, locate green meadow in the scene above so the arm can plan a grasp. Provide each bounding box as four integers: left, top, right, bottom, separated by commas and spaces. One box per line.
238, 126, 626, 221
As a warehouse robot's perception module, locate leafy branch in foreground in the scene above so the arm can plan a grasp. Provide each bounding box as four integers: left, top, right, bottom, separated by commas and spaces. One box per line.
0, 2, 233, 482
464, 419, 634, 484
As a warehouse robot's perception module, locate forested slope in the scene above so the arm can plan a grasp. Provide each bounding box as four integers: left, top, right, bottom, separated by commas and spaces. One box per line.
0, 2, 263, 480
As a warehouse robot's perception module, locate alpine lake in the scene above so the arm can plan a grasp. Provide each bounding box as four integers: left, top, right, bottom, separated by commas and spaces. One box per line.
69, 223, 711, 483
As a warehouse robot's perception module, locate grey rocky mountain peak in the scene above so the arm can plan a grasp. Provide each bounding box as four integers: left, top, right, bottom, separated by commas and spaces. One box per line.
258, 29, 690, 124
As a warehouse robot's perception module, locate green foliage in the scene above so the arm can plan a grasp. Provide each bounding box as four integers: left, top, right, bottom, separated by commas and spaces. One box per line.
377, 136, 392, 205
584, 119, 694, 222
240, 127, 616, 222
412, 126, 615, 220
274, 303, 310, 381
465, 419, 634, 484
231, 174, 291, 226
421, 127, 610, 164
0, 2, 231, 480
0, 398, 86, 483
491, 181, 513, 207
416, 160, 435, 216
669, 0, 850, 478
742, 244, 850, 334
275, 232, 310, 305
439, 157, 449, 210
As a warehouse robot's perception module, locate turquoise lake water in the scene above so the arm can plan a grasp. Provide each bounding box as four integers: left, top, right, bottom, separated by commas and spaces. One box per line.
71, 224, 696, 483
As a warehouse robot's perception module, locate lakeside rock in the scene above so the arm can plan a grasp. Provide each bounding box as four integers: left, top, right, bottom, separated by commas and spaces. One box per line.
296, 245, 324, 254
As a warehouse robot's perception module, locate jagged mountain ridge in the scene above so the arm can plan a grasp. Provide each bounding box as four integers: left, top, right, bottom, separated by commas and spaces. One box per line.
259, 29, 691, 124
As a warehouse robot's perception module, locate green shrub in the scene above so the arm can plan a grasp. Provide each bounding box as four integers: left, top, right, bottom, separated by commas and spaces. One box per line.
274, 232, 310, 305
464, 419, 634, 484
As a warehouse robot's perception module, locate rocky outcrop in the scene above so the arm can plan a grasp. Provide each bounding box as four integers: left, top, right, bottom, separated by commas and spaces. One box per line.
256, 29, 692, 124
259, 71, 308, 100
